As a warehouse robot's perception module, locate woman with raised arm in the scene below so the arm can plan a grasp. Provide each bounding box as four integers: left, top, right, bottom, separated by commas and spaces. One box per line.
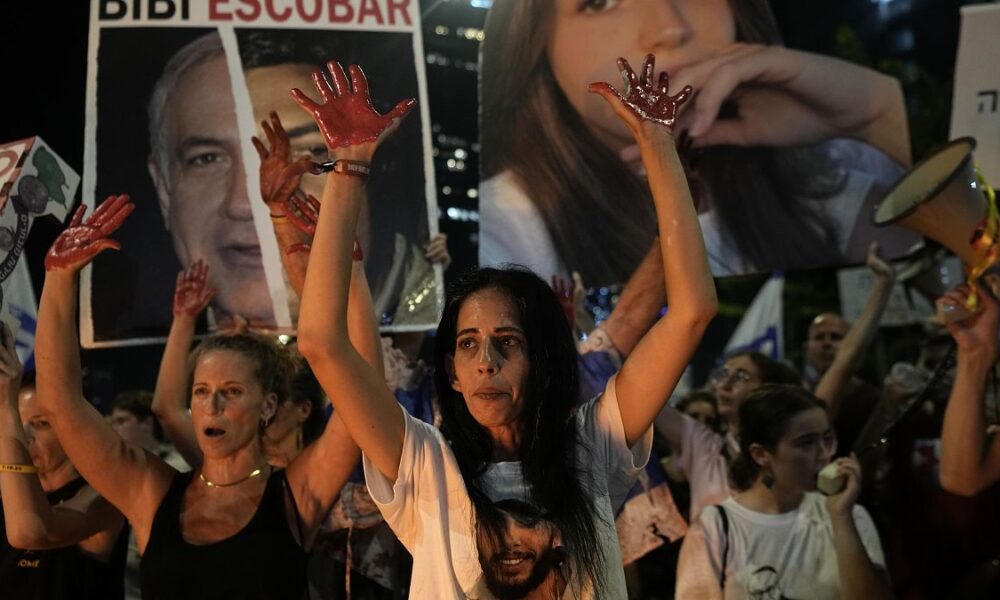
33, 193, 381, 598
296, 56, 716, 598
150, 259, 214, 469
151, 260, 325, 471
0, 325, 128, 599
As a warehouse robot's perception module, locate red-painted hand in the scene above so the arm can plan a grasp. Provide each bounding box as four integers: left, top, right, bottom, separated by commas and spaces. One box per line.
588, 54, 693, 129
291, 61, 415, 150
251, 111, 321, 218
285, 192, 321, 236
44, 194, 134, 272
173, 259, 216, 317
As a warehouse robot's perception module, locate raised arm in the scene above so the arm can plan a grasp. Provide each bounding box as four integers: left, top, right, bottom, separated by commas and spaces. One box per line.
826, 455, 893, 599
589, 55, 718, 446
34, 196, 174, 532
252, 111, 324, 296
0, 324, 123, 551
814, 243, 895, 419
291, 61, 413, 522
939, 284, 1000, 495
151, 260, 215, 468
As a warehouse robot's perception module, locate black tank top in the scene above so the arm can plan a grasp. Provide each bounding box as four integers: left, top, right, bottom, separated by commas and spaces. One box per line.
140, 469, 308, 600
0, 477, 128, 600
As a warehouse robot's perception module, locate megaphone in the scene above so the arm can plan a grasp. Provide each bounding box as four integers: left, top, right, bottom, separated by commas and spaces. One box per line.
873, 137, 998, 321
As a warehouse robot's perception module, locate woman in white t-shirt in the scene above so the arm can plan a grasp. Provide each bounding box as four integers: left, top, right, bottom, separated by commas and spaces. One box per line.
655, 351, 800, 521
676, 384, 891, 599
296, 58, 717, 598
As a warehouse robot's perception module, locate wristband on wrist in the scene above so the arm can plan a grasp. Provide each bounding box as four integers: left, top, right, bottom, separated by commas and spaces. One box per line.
0, 463, 38, 474
318, 159, 371, 180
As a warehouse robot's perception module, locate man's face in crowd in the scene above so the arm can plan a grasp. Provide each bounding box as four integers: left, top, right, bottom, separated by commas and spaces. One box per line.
804, 313, 850, 375
149, 54, 274, 325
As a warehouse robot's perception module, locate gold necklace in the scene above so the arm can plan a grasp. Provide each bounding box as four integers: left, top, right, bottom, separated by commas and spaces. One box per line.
198, 465, 270, 488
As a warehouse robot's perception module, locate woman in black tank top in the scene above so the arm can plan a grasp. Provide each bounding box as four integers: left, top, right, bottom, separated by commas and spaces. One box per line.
34, 172, 385, 595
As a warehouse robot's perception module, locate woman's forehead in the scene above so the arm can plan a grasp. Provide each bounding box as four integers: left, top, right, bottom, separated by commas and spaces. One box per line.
456, 288, 523, 330
783, 408, 829, 437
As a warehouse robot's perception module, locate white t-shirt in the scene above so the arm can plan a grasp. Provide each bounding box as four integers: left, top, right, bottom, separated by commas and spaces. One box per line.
363, 375, 652, 599
478, 139, 918, 281
675, 414, 736, 522
677, 493, 886, 600
478, 170, 569, 281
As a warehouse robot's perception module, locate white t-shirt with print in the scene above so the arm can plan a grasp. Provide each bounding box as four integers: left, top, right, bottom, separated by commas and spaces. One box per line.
363, 375, 652, 599
677, 493, 886, 600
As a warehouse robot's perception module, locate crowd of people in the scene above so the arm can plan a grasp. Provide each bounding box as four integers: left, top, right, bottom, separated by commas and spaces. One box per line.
4, 2, 1000, 599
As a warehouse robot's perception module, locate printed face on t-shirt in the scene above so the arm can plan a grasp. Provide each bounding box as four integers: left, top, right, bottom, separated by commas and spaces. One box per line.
477, 500, 565, 600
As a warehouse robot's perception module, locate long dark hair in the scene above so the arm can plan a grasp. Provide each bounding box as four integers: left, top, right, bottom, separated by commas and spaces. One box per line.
729, 384, 826, 490
481, 0, 844, 285
433, 267, 605, 593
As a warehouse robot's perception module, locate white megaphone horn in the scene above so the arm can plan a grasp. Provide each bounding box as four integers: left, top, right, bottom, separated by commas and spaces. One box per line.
873, 137, 998, 321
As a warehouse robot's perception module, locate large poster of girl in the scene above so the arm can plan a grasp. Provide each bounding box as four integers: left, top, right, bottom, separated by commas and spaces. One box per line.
478, 0, 920, 287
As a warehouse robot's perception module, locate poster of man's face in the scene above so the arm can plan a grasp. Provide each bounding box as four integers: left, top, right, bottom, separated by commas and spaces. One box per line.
477, 499, 567, 600
83, 20, 440, 346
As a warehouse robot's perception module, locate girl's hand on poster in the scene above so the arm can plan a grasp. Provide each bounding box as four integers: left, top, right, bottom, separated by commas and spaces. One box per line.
588, 54, 693, 141
172, 259, 216, 318
291, 61, 416, 159
251, 111, 321, 218
673, 44, 908, 164
44, 195, 133, 273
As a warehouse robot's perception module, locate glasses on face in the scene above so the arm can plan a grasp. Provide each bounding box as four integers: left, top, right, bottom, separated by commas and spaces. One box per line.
709, 367, 754, 387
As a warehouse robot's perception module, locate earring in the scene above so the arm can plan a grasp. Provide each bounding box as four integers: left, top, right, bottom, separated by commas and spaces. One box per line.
761, 466, 775, 488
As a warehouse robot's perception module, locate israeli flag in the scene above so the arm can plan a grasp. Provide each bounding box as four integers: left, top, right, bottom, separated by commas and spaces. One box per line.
724, 274, 784, 361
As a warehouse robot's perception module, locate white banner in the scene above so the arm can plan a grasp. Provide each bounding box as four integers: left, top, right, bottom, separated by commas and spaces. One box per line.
950, 3, 1000, 183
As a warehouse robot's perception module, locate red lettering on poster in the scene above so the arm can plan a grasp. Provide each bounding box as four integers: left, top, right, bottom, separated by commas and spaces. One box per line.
358, 0, 384, 24
0, 150, 17, 180
235, 0, 262, 20
387, 0, 410, 25
209, 0, 233, 20
265, 0, 292, 20
296, 0, 321, 22
327, 0, 353, 23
